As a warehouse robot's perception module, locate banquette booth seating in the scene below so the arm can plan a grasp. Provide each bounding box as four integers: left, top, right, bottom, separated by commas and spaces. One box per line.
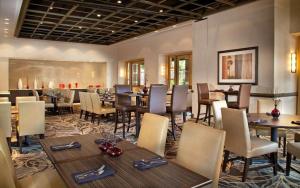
0, 131, 66, 188
195, 83, 217, 126
227, 84, 251, 112
0, 102, 12, 152
166, 85, 188, 140
221, 108, 278, 182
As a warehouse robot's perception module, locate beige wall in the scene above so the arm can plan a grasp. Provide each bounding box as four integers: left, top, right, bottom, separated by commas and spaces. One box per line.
9, 59, 107, 89
290, 0, 300, 34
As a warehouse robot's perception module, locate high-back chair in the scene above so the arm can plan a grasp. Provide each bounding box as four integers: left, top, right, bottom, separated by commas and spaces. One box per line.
212, 100, 228, 129
256, 99, 287, 155
57, 90, 75, 113
175, 122, 226, 188
167, 85, 188, 140
34, 90, 55, 109
0, 97, 9, 102
18, 101, 45, 153
137, 113, 169, 157
84, 92, 94, 121
79, 92, 87, 119
195, 83, 216, 126
227, 84, 251, 112
221, 108, 278, 182
90, 93, 115, 125
0, 102, 12, 152
0, 132, 66, 188
286, 142, 300, 176
15, 96, 36, 109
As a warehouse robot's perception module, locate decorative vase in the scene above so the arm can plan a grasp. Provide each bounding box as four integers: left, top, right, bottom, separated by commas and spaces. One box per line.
271, 105, 280, 120
68, 83, 72, 89
75, 82, 78, 88
142, 86, 148, 94
228, 85, 234, 92
34, 78, 38, 89
18, 78, 23, 89
42, 82, 44, 89
26, 77, 29, 89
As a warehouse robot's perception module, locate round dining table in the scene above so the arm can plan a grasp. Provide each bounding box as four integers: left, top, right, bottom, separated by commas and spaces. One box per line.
248, 113, 300, 142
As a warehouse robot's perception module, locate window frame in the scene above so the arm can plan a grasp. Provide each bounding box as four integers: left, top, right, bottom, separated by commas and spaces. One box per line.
125, 59, 145, 87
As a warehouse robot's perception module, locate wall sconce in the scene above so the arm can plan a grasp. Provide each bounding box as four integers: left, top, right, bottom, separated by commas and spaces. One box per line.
291, 52, 297, 73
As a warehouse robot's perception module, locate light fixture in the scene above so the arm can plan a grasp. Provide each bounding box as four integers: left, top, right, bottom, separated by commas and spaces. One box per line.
4, 22, 9, 25
291, 52, 297, 73
159, 9, 163, 13
40, 21, 43, 24
78, 26, 82, 29
112, 30, 115, 33
4, 28, 8, 31
49, 6, 53, 10
97, 14, 101, 17
134, 20, 138, 23
117, 0, 122, 4
4, 18, 9, 21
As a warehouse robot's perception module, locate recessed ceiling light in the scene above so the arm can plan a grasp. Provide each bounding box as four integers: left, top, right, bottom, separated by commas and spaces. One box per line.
4, 18, 9, 21
159, 9, 163, 13
4, 22, 9, 25
97, 14, 101, 17
79, 26, 82, 29
112, 30, 115, 33
117, 0, 122, 4
155, 30, 158, 33
134, 20, 138, 23
4, 28, 8, 31
49, 6, 53, 10
40, 21, 43, 24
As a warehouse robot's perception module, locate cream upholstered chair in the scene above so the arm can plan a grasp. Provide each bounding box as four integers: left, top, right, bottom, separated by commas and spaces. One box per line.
79, 92, 87, 119
33, 90, 54, 109
175, 122, 225, 188
0, 102, 12, 151
212, 100, 227, 129
90, 93, 115, 125
256, 99, 287, 155
15, 96, 36, 109
18, 101, 45, 153
57, 90, 75, 113
137, 113, 169, 157
286, 142, 300, 176
0, 97, 9, 102
84, 92, 94, 121
0, 131, 66, 188
221, 108, 278, 182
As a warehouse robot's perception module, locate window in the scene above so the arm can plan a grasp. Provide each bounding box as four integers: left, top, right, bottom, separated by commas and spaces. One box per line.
126, 59, 145, 86
166, 53, 192, 89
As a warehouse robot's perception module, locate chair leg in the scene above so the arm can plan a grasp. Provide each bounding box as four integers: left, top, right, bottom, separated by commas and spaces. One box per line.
208, 105, 211, 126
196, 104, 201, 123
283, 137, 287, 157
204, 105, 208, 122
19, 136, 23, 154
98, 115, 101, 125
242, 158, 250, 182
127, 112, 131, 132
222, 150, 230, 172
122, 111, 126, 138
114, 110, 119, 133
171, 113, 176, 140
39, 134, 45, 139
286, 152, 292, 176
80, 110, 83, 119
183, 112, 186, 123
6, 137, 11, 153
278, 137, 282, 148
272, 152, 278, 176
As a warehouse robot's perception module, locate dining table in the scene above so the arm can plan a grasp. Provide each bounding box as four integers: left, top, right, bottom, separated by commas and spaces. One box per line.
210, 89, 239, 102
40, 133, 212, 188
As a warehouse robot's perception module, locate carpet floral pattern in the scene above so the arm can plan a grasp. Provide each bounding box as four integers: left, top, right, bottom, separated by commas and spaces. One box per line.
11, 113, 300, 187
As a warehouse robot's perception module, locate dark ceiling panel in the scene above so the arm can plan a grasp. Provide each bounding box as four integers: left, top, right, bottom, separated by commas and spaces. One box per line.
16, 0, 255, 45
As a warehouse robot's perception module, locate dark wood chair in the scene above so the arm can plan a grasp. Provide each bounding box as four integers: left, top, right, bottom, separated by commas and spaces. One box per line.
227, 84, 251, 112
195, 83, 216, 125
166, 85, 188, 140
136, 84, 168, 136
114, 85, 136, 138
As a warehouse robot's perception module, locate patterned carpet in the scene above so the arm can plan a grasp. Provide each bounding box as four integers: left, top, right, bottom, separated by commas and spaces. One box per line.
10, 112, 300, 187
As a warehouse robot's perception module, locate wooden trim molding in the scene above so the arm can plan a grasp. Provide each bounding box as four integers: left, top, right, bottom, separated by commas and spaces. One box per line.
250, 92, 298, 98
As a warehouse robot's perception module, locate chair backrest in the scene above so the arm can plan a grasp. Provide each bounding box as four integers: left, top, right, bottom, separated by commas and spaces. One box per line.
114, 85, 131, 94
137, 113, 169, 157
221, 108, 251, 157
171, 85, 188, 112
197, 83, 209, 100
148, 84, 168, 114
212, 100, 228, 129
32, 90, 40, 101
186, 91, 192, 109
0, 132, 16, 188
69, 90, 75, 104
257, 99, 282, 113
18, 101, 45, 136
90, 93, 102, 114
176, 122, 226, 188
237, 84, 251, 108
0, 97, 9, 102
114, 85, 132, 107
16, 96, 36, 109
84, 93, 93, 113
0, 102, 12, 138
79, 92, 86, 111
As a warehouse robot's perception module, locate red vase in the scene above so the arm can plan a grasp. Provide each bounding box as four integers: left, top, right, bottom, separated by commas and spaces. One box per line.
75, 83, 78, 88
68, 83, 72, 89
271, 105, 280, 120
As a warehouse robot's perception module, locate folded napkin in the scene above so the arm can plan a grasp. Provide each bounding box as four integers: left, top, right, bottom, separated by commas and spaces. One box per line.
133, 157, 168, 171
291, 121, 300, 125
250, 119, 268, 124
72, 165, 115, 184
50, 141, 81, 151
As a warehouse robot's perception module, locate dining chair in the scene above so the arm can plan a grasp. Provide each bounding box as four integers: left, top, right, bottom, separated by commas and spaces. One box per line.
0, 102, 12, 152
90, 93, 115, 125
227, 84, 251, 112
18, 101, 45, 153
84, 92, 94, 121
175, 122, 226, 188
0, 97, 9, 102
33, 90, 55, 109
57, 90, 75, 114
286, 142, 300, 176
79, 92, 87, 119
0, 131, 66, 188
137, 113, 169, 157
114, 85, 136, 138
256, 99, 287, 156
15, 96, 36, 109
221, 108, 278, 182
195, 83, 217, 126
212, 100, 228, 129
166, 85, 188, 140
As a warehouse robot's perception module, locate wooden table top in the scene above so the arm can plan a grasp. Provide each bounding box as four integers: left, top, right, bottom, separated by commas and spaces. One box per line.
210, 89, 239, 95
40, 134, 137, 163
248, 113, 300, 129
55, 147, 212, 188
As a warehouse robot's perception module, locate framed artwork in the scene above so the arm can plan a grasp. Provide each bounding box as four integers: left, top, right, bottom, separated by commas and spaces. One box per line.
218, 46, 258, 85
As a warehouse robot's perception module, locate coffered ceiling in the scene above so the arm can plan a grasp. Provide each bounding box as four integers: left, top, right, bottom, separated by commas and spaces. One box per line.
16, 0, 255, 45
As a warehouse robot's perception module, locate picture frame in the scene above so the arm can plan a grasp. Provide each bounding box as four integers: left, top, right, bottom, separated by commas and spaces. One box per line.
217, 46, 258, 85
